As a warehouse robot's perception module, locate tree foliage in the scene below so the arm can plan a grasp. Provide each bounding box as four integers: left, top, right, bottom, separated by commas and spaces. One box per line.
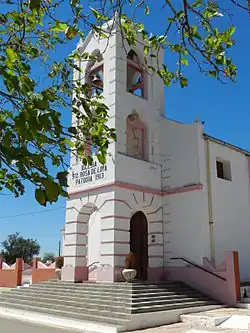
42, 252, 55, 264
0, 232, 40, 264
0, 0, 248, 205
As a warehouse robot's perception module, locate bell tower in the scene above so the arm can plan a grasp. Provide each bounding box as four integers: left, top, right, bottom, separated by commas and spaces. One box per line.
62, 17, 165, 283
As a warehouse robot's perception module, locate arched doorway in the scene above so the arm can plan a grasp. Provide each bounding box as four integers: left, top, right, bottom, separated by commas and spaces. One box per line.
130, 211, 148, 280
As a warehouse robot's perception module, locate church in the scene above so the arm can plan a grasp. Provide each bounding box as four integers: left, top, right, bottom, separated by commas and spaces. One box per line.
61, 18, 250, 284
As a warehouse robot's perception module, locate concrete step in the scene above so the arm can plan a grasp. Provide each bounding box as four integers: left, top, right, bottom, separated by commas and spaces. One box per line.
13, 286, 202, 300
0, 298, 131, 319
131, 300, 219, 314
41, 280, 180, 288
27, 284, 195, 295
0, 292, 212, 309
5, 289, 209, 305
0, 294, 131, 313
34, 280, 184, 289
0, 301, 130, 326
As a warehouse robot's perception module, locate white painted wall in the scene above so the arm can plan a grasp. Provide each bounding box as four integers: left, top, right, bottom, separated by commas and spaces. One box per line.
160, 118, 202, 189
207, 140, 250, 281
115, 153, 161, 189
87, 211, 101, 268
165, 189, 211, 266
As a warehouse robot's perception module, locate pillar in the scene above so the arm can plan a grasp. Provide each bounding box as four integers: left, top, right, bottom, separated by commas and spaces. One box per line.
16, 258, 23, 286
33, 257, 39, 269
61, 205, 88, 282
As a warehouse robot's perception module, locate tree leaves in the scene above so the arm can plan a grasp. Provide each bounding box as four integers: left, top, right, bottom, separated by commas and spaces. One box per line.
0, 0, 241, 206
35, 189, 46, 206
65, 26, 78, 40
1, 232, 40, 265
180, 77, 188, 88
6, 48, 18, 62
29, 0, 41, 11
50, 21, 68, 33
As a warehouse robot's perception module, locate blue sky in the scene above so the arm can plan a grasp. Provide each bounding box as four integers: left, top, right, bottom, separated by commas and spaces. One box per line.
0, 2, 249, 256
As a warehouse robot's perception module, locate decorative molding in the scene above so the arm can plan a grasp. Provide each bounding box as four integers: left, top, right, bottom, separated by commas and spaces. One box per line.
98, 198, 132, 211
66, 221, 87, 225
65, 244, 86, 247
68, 181, 203, 198
64, 232, 86, 236
101, 228, 129, 232
147, 206, 163, 216
101, 215, 130, 220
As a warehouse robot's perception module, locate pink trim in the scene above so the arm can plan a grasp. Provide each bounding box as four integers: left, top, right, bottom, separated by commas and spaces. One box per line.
148, 231, 163, 235
149, 243, 163, 247
66, 221, 87, 225
116, 181, 159, 195
165, 184, 203, 195
98, 198, 132, 210
101, 254, 127, 257
64, 232, 87, 236
68, 181, 203, 197
101, 228, 129, 232
65, 244, 86, 247
102, 215, 130, 220
101, 241, 129, 245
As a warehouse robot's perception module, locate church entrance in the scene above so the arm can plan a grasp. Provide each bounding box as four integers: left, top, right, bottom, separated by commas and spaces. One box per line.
130, 211, 148, 280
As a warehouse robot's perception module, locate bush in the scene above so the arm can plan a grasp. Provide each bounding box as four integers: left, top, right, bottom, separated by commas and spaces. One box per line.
125, 251, 136, 269
55, 256, 64, 269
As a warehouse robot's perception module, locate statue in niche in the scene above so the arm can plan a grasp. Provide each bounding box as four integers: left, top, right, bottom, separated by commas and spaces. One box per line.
126, 112, 145, 160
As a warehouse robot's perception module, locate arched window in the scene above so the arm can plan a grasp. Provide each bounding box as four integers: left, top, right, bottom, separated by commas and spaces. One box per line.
85, 49, 104, 96
126, 112, 147, 160
127, 50, 146, 98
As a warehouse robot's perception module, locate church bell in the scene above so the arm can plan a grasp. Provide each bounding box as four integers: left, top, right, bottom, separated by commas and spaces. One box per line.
91, 73, 103, 89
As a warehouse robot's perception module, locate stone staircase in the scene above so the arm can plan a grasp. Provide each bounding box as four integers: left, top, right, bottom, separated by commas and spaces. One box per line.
0, 281, 222, 329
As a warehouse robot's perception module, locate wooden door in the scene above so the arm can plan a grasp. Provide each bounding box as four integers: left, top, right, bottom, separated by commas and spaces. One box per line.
130, 211, 148, 280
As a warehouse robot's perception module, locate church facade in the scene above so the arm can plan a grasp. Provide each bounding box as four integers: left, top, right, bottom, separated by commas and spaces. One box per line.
61, 19, 250, 283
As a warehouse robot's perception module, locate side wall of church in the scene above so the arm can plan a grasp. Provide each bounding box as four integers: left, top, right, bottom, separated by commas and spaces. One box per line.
162, 189, 211, 268
202, 138, 250, 281
159, 117, 211, 269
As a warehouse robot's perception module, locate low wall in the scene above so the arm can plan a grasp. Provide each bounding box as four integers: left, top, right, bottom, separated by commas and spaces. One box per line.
166, 251, 240, 306
32, 258, 56, 284
0, 258, 22, 288
32, 268, 56, 284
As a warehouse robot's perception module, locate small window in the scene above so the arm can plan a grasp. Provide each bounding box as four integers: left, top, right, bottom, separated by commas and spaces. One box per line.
216, 159, 232, 181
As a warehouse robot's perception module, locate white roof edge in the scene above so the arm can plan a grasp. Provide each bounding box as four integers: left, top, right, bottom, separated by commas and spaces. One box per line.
204, 134, 250, 156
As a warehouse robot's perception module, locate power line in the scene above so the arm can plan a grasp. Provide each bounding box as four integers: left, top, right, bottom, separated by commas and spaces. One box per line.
0, 206, 65, 219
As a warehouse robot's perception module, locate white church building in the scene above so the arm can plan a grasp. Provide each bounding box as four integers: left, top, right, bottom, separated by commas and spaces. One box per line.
61, 19, 250, 284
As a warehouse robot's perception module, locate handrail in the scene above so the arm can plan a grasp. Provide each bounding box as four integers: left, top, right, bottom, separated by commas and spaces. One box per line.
170, 257, 226, 281
88, 261, 99, 268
